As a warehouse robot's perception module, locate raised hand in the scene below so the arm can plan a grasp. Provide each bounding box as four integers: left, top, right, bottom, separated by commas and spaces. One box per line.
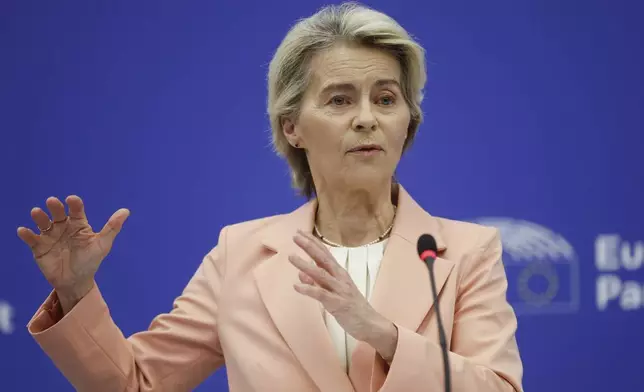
288, 230, 399, 363
17, 195, 130, 313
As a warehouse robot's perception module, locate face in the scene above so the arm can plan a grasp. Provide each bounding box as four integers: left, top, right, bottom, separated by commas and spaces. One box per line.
282, 44, 411, 192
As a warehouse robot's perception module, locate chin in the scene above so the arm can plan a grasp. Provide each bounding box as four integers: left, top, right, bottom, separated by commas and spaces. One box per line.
343, 168, 392, 188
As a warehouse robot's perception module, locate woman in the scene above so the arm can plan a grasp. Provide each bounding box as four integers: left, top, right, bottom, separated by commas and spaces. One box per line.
19, 3, 523, 392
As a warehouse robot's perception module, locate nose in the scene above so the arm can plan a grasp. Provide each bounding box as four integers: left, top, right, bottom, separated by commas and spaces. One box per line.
352, 100, 377, 132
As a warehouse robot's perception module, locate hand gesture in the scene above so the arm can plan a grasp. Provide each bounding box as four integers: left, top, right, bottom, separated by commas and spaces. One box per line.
17, 195, 129, 312
288, 230, 398, 362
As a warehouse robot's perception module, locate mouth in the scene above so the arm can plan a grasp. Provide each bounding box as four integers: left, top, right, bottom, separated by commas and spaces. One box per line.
347, 144, 384, 154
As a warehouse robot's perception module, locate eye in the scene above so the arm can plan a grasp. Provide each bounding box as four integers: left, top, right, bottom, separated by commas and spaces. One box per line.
329, 95, 350, 106
377, 94, 396, 106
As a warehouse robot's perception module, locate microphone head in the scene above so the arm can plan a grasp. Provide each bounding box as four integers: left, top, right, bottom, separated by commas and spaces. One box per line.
417, 233, 438, 257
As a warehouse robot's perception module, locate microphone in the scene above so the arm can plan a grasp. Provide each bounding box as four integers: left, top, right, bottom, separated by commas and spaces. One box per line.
417, 234, 451, 392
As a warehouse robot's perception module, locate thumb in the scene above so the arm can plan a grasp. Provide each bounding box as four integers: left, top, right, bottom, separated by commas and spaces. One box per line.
98, 208, 130, 244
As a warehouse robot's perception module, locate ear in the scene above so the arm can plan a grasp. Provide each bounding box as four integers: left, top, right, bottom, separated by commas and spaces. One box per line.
281, 117, 302, 148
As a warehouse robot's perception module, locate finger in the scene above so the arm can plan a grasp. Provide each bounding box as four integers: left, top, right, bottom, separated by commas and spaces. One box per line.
298, 229, 329, 255
46, 197, 68, 223
294, 282, 335, 303
17, 227, 39, 249
293, 231, 341, 277
98, 208, 130, 244
66, 195, 87, 220
30, 207, 52, 232
289, 254, 338, 291
299, 271, 316, 285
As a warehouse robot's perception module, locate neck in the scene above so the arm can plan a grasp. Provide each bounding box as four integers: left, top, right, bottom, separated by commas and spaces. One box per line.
314, 181, 396, 247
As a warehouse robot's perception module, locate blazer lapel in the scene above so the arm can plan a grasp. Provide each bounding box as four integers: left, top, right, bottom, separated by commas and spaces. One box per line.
253, 185, 455, 392
348, 186, 455, 391
254, 201, 355, 392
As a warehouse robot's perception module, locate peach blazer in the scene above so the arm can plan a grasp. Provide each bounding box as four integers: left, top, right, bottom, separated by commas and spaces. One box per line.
27, 185, 523, 392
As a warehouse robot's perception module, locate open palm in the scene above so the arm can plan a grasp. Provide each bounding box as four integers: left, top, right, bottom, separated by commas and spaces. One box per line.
17, 195, 129, 304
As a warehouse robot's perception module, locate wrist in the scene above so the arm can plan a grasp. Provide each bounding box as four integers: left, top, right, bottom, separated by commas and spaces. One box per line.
57, 281, 94, 314
368, 315, 399, 364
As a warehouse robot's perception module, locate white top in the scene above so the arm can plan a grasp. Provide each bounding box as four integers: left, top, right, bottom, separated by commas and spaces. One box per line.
322, 239, 388, 373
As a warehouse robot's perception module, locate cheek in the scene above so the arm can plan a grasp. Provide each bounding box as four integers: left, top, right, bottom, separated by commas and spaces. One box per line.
298, 111, 347, 151
397, 109, 412, 145
386, 117, 410, 153
395, 126, 408, 146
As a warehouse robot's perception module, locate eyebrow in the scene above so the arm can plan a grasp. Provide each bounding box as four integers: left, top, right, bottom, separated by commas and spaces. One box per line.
318, 79, 401, 96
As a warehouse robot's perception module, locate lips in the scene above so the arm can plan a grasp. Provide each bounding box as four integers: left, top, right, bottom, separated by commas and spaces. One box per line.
347, 144, 383, 153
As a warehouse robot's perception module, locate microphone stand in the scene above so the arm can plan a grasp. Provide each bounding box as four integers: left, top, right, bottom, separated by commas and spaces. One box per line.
425, 257, 452, 392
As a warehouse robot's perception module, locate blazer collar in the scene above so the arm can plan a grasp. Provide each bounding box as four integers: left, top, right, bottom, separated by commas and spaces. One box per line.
254, 185, 453, 392
260, 184, 447, 254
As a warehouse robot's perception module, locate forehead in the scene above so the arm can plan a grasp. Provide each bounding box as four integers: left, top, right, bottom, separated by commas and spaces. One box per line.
307, 44, 402, 90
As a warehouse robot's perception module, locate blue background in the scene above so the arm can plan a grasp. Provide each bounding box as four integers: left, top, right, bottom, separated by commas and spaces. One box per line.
2, 0, 643, 390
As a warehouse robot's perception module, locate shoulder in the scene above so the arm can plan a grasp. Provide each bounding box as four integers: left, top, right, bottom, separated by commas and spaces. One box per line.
434, 216, 501, 256
198, 213, 289, 274
421, 214, 504, 287
396, 184, 500, 257
213, 213, 287, 249
431, 216, 507, 290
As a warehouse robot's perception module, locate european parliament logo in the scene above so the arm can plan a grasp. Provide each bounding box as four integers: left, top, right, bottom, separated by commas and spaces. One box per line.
595, 234, 644, 311
472, 217, 580, 315
0, 300, 14, 335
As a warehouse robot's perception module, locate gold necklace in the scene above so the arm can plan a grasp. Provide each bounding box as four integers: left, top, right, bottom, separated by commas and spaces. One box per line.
313, 207, 396, 247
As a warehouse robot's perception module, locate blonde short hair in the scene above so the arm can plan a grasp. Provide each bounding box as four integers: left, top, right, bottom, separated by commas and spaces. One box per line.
267, 2, 427, 198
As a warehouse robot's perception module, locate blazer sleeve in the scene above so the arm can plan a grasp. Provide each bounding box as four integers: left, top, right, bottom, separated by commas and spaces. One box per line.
376, 228, 524, 392
26, 226, 230, 392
